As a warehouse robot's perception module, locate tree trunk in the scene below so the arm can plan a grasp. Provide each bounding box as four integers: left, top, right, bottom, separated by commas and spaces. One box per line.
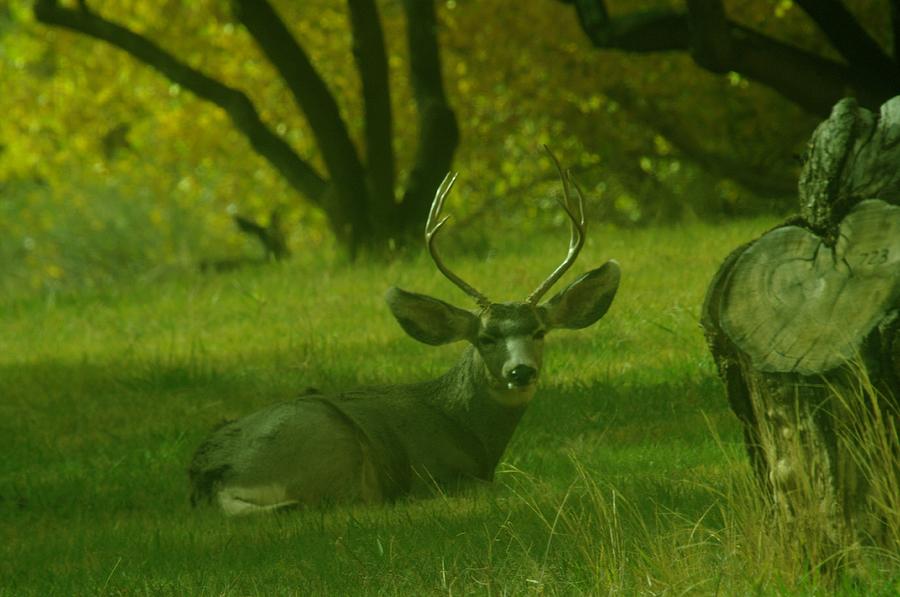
702, 97, 900, 563
399, 0, 459, 238
34, 0, 458, 259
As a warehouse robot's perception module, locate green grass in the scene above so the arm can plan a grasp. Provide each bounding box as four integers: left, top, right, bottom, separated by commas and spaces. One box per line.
2, 219, 897, 595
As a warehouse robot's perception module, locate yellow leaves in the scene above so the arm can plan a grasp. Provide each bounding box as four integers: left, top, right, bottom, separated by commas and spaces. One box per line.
716, 179, 742, 205
177, 176, 195, 193
37, 211, 54, 232
614, 194, 641, 223
71, 135, 91, 154
653, 135, 672, 156
45, 264, 64, 280
149, 206, 165, 227
774, 1, 794, 19
726, 71, 749, 89
6, 1, 35, 24
576, 94, 605, 114
455, 61, 472, 93
0, 0, 814, 293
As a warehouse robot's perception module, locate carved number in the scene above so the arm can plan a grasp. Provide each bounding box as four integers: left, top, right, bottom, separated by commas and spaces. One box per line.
859, 248, 890, 265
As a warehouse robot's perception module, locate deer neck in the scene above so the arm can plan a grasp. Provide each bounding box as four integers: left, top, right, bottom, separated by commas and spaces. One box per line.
429, 346, 530, 470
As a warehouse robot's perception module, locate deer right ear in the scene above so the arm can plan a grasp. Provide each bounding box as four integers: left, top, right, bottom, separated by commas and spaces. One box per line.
385, 287, 478, 346
539, 260, 620, 330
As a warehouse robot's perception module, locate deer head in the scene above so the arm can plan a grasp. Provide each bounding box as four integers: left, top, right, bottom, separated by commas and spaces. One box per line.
386, 150, 620, 406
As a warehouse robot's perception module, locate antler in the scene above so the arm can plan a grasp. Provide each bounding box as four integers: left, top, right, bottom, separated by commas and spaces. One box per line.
526, 147, 586, 305
425, 172, 492, 309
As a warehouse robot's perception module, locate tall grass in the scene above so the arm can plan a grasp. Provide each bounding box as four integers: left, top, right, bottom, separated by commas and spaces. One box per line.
830, 366, 900, 561
1, 217, 897, 594
503, 391, 899, 596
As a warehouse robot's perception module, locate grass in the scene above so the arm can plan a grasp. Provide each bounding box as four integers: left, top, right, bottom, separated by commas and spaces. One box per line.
1, 218, 897, 595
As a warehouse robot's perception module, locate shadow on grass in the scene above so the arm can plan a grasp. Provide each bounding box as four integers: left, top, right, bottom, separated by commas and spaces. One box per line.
0, 351, 741, 528
11, 355, 865, 594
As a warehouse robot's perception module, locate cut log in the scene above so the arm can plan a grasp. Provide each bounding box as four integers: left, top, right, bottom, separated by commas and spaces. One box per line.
703, 96, 900, 565
720, 199, 900, 375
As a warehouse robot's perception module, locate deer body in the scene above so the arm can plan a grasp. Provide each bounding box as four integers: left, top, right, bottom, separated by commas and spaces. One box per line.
190, 345, 529, 514
189, 156, 620, 514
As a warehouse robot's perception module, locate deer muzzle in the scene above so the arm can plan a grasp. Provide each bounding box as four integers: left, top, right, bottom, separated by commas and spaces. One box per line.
501, 336, 541, 389
506, 364, 538, 388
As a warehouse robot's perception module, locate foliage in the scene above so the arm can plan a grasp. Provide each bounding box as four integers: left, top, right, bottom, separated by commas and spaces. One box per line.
3, 218, 898, 594
3, 0, 880, 294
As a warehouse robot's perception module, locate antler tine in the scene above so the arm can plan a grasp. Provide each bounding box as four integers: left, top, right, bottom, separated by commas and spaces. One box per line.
425, 172, 492, 308
526, 147, 587, 305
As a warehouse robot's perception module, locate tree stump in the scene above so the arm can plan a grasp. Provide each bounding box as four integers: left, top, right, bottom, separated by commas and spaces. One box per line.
702, 97, 900, 560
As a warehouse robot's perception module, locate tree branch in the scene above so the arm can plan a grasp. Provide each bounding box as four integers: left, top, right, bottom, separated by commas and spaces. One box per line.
565, 0, 896, 116
232, 0, 370, 252
728, 23, 880, 117
400, 0, 459, 233
571, 0, 690, 52
347, 0, 396, 225
34, 0, 328, 206
604, 85, 795, 198
685, 0, 732, 72
794, 0, 900, 83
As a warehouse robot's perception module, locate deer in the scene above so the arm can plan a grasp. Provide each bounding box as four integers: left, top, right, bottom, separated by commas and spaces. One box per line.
189, 156, 621, 515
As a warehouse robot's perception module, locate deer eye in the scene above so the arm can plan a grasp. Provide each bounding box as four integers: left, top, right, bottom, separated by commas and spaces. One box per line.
478, 335, 498, 347
533, 330, 546, 341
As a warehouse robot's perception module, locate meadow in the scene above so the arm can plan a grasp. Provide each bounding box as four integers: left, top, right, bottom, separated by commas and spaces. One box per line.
2, 218, 897, 595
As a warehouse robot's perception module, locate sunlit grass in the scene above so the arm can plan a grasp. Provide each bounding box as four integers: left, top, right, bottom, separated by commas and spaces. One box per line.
2, 217, 897, 594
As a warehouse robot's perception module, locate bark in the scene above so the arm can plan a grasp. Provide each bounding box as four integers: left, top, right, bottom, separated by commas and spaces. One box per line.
702, 96, 900, 560
799, 98, 900, 232
562, 0, 900, 117
700, 240, 767, 482
347, 0, 397, 234
684, 0, 732, 72
569, 1, 690, 52
232, 0, 370, 253
795, 0, 900, 83
400, 0, 459, 235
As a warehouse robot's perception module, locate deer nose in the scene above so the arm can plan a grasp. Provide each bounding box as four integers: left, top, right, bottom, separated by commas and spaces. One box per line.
506, 364, 537, 387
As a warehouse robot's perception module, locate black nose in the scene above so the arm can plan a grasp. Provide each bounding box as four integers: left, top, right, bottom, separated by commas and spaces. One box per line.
507, 365, 537, 387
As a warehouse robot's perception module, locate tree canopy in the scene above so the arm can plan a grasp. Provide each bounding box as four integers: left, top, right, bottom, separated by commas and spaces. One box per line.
2, 1, 887, 294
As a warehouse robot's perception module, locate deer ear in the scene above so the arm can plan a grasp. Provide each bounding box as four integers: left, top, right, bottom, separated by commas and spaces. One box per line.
539, 260, 620, 330
385, 287, 478, 345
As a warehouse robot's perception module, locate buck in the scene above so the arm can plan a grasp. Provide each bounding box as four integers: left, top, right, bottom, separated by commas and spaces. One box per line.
189, 159, 620, 515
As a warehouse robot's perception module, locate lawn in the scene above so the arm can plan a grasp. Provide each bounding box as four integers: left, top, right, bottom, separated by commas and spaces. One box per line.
2, 218, 897, 595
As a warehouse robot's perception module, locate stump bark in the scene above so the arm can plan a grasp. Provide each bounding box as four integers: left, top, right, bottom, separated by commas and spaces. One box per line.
702, 97, 900, 558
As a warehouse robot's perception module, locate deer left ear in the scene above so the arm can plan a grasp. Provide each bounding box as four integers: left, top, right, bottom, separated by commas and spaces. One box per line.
385, 287, 478, 345
539, 260, 620, 330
